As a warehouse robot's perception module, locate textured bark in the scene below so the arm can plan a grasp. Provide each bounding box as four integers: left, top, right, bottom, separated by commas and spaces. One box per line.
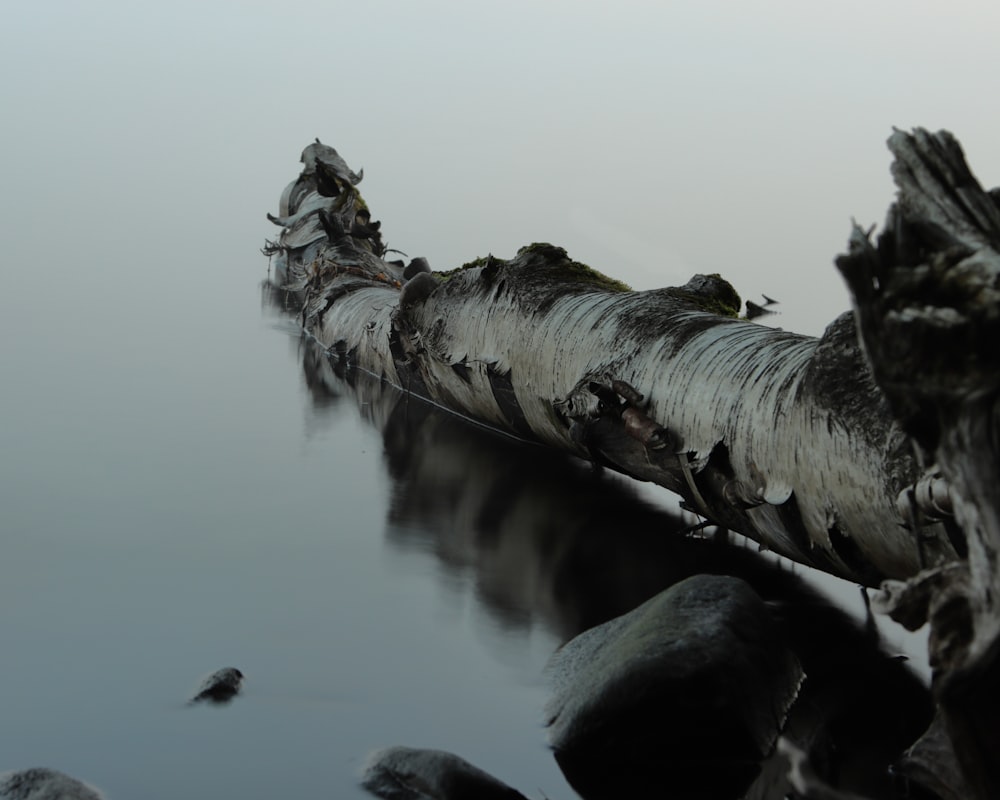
837, 128, 1000, 800
263, 141, 956, 588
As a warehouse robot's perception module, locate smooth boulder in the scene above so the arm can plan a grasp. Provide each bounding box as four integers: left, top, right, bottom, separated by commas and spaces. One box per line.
0, 768, 104, 800
360, 746, 527, 800
545, 573, 803, 799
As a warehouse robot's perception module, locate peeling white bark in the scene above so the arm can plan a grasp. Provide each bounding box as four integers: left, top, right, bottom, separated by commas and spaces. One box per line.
262, 141, 959, 588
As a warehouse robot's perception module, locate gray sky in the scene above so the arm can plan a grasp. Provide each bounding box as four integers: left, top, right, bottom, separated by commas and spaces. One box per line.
3, 0, 999, 336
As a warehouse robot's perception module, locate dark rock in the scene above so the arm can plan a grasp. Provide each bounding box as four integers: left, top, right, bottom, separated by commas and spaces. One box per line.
545, 574, 802, 800
360, 746, 528, 800
0, 768, 104, 799
189, 667, 244, 705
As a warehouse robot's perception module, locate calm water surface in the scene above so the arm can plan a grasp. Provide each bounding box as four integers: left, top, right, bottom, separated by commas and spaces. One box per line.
1, 247, 930, 798
1, 258, 577, 797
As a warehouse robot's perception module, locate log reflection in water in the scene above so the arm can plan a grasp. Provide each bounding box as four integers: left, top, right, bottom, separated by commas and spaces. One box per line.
277, 314, 935, 800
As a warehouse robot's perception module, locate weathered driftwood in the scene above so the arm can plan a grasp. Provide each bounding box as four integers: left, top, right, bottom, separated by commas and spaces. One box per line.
836, 128, 1000, 800
264, 141, 959, 588
895, 712, 971, 800
264, 129, 999, 798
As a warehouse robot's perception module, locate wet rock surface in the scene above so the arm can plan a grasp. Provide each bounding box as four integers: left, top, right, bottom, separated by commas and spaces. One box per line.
188, 667, 244, 706
0, 768, 104, 800
360, 746, 528, 800
545, 573, 803, 799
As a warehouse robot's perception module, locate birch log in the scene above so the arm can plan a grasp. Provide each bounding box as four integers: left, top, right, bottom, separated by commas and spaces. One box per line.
263, 138, 957, 587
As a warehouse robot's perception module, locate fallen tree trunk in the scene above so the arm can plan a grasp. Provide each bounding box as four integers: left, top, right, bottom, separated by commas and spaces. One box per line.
263, 136, 961, 587
263, 128, 1000, 797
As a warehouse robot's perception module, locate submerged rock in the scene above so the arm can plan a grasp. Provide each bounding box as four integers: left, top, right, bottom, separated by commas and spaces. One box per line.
545, 574, 803, 800
0, 768, 104, 800
188, 667, 244, 705
360, 746, 528, 800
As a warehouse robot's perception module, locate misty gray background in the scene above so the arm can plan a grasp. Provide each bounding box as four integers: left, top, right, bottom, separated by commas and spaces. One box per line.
5, 1, 1000, 336
1, 2, 996, 798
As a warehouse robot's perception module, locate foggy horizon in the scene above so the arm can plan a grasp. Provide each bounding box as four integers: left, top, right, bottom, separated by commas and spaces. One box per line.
5, 1, 1000, 339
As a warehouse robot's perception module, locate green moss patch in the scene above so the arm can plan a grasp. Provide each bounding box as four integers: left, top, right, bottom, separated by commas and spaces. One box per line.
515, 242, 632, 293
667, 274, 742, 318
